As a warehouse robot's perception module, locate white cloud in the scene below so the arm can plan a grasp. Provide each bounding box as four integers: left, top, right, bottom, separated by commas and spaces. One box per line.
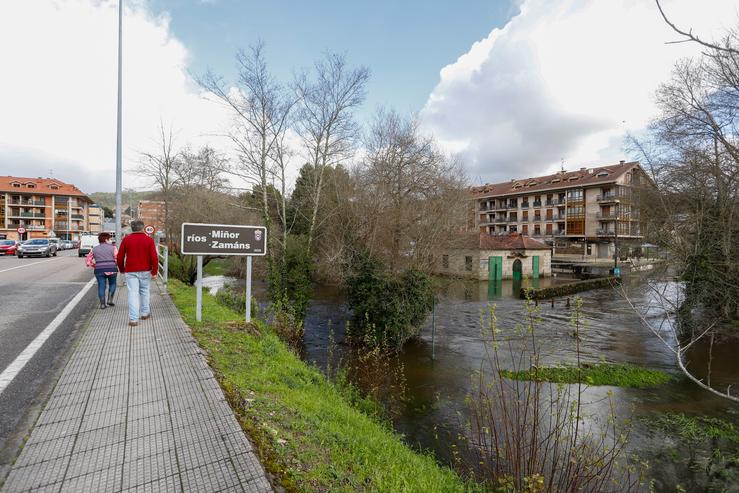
421, 0, 739, 185
0, 0, 232, 194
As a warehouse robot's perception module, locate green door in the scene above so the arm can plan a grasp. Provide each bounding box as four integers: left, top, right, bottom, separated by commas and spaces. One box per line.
532, 256, 540, 279
512, 259, 522, 281
488, 256, 502, 281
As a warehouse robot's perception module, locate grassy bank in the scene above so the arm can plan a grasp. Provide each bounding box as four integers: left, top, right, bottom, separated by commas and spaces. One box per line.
501, 363, 674, 388
203, 258, 229, 276
168, 279, 475, 493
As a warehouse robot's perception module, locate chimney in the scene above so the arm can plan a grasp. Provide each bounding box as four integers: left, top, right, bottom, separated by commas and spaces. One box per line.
619, 160, 625, 164
579, 167, 586, 172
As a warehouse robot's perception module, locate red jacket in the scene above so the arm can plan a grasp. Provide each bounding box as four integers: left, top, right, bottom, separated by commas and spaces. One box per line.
117, 232, 159, 275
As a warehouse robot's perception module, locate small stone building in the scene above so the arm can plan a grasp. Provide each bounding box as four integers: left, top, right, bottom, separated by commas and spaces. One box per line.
436, 233, 552, 280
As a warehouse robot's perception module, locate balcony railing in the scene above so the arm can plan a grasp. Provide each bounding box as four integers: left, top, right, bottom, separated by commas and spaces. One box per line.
555, 230, 566, 236
71, 214, 84, 220
596, 212, 618, 220
521, 202, 530, 208
533, 201, 542, 207
533, 216, 542, 222
9, 199, 45, 206
596, 194, 620, 202
493, 217, 508, 224
596, 230, 616, 236
9, 212, 45, 218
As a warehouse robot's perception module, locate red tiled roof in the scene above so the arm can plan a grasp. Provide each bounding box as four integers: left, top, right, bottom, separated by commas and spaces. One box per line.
452, 232, 551, 251
479, 233, 551, 251
0, 176, 91, 200
470, 161, 640, 198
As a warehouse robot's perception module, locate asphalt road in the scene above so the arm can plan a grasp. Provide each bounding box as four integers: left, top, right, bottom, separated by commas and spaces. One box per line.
0, 250, 97, 474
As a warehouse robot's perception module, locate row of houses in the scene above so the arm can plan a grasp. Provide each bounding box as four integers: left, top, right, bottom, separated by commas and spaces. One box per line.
0, 176, 167, 242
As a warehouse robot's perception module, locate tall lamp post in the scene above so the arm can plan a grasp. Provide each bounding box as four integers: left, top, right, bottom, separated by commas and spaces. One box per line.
114, 0, 123, 244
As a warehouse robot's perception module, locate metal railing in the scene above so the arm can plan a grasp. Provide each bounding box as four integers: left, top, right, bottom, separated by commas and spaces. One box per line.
157, 243, 169, 291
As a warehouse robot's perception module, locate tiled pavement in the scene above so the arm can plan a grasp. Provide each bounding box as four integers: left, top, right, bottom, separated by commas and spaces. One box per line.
0, 283, 272, 493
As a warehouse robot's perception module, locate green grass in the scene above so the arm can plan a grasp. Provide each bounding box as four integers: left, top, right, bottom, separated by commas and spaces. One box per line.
203, 258, 229, 276
168, 279, 476, 493
646, 413, 739, 445
500, 363, 674, 388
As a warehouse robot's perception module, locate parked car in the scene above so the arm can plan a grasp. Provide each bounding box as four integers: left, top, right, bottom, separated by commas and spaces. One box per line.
79, 234, 97, 257
0, 239, 19, 255
48, 237, 61, 250
72, 240, 80, 249
60, 240, 74, 250
17, 239, 57, 258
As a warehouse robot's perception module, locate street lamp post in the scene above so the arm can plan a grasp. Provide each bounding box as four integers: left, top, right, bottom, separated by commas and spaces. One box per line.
115, 0, 123, 244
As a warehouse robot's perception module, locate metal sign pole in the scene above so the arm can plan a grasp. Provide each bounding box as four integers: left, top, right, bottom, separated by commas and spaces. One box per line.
245, 256, 253, 323
196, 255, 203, 322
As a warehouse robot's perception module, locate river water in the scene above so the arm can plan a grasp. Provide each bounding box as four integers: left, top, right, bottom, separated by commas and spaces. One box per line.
206, 274, 739, 490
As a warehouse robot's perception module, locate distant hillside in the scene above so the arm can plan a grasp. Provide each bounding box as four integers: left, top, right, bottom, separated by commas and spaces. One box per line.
89, 191, 160, 210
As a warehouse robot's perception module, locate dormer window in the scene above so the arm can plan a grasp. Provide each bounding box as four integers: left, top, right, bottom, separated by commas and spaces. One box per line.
597, 171, 609, 177
551, 178, 561, 183
11, 182, 20, 188
49, 184, 59, 190
568, 176, 579, 181
26, 183, 35, 188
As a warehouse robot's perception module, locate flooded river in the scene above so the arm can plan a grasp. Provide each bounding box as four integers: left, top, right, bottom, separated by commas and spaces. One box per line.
206, 274, 739, 490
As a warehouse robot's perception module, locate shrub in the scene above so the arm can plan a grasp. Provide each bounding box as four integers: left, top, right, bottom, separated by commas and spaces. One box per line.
214, 285, 258, 316
346, 251, 434, 348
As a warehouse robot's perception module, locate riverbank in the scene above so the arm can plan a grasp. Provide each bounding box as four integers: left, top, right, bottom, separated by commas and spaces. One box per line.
168, 279, 477, 493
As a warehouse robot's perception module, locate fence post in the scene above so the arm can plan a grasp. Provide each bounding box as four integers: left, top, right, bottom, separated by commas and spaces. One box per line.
245, 256, 252, 323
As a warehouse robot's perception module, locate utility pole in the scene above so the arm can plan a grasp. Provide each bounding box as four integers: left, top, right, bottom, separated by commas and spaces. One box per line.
115, 0, 123, 244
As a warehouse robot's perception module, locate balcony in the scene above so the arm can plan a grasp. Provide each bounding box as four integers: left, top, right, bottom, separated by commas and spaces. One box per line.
521, 202, 530, 208
493, 217, 508, 224
533, 201, 542, 207
555, 230, 566, 236
9, 212, 45, 218
551, 199, 564, 206
596, 230, 616, 237
9, 199, 46, 206
533, 216, 542, 222
596, 194, 620, 203
596, 212, 618, 220
71, 214, 84, 220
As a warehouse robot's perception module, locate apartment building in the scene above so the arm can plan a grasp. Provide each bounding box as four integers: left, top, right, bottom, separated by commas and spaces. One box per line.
470, 161, 650, 260
137, 200, 166, 236
0, 176, 94, 241
88, 204, 103, 234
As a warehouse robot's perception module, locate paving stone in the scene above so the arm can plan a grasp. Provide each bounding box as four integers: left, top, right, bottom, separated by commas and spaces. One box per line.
0, 284, 271, 493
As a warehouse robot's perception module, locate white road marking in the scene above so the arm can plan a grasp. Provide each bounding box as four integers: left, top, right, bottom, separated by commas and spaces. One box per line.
0, 258, 59, 274
0, 278, 95, 396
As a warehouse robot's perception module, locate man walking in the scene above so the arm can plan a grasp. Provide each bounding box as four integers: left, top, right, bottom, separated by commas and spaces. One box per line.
116, 220, 158, 327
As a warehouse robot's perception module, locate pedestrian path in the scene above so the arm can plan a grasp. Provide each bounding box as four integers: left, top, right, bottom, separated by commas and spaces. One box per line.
0, 283, 272, 493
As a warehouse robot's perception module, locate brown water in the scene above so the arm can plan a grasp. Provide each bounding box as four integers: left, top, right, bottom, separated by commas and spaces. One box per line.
207, 274, 739, 490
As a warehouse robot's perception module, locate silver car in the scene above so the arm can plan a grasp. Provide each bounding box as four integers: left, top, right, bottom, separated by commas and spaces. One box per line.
17, 239, 58, 258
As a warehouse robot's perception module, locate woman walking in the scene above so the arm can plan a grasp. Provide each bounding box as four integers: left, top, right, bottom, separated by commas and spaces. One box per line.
89, 232, 119, 309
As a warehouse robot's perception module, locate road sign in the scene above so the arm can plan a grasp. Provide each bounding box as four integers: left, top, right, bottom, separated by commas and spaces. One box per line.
16, 227, 26, 234
144, 225, 155, 235
180, 223, 267, 256
180, 223, 267, 324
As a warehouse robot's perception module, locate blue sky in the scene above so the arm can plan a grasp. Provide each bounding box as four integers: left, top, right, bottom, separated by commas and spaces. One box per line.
149, 0, 520, 117
0, 0, 735, 193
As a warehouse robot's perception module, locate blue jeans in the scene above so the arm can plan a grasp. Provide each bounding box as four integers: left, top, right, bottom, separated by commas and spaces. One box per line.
125, 271, 151, 322
94, 272, 117, 301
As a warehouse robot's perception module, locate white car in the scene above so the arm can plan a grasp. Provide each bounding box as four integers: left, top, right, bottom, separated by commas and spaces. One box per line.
79, 235, 97, 257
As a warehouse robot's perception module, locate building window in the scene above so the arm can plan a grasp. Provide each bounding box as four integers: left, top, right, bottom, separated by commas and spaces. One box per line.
522, 224, 529, 235
534, 225, 541, 235
465, 256, 472, 271
567, 189, 583, 201
442, 255, 449, 269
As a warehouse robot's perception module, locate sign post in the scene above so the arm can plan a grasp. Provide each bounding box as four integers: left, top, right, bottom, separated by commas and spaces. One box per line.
181, 223, 267, 324
196, 255, 203, 321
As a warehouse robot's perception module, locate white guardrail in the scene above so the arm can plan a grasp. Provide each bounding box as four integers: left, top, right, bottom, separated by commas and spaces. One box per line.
157, 243, 168, 291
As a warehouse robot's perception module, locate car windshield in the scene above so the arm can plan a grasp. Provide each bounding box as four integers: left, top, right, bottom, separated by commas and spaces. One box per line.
25, 239, 48, 245
0, 240, 14, 245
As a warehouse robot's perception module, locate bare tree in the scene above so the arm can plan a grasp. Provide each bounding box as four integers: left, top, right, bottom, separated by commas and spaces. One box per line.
135, 121, 181, 240
355, 109, 468, 271
199, 42, 295, 266
294, 53, 370, 253
178, 145, 230, 191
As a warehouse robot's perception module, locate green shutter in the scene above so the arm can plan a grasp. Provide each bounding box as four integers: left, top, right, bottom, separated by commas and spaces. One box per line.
488, 256, 502, 281
532, 256, 540, 279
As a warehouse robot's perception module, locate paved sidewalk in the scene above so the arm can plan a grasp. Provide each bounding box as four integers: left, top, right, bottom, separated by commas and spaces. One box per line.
0, 282, 272, 493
